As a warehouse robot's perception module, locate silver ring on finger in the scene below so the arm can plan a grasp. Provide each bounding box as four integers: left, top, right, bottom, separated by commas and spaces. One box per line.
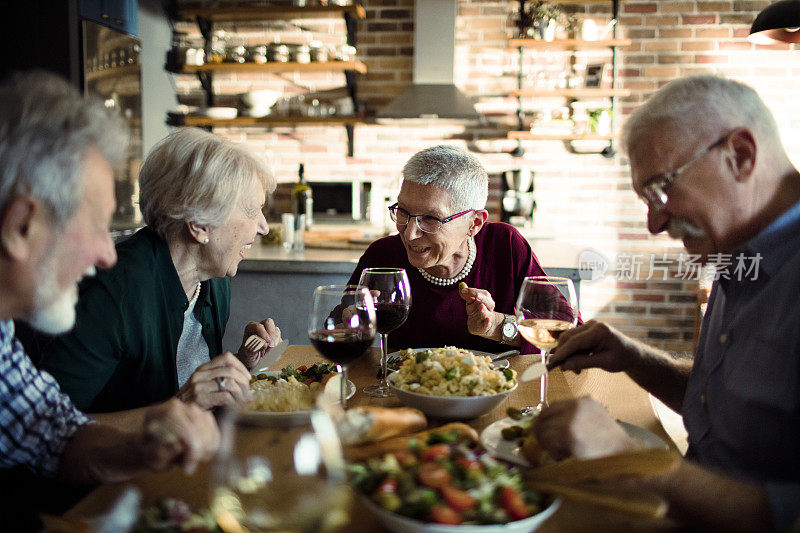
215, 376, 227, 392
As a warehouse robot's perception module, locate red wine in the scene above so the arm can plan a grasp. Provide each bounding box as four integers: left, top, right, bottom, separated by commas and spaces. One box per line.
375, 302, 410, 334
309, 329, 374, 366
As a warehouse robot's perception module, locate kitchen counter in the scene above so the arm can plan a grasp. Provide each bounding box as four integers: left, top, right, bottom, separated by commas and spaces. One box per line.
223, 238, 591, 352
239, 238, 589, 273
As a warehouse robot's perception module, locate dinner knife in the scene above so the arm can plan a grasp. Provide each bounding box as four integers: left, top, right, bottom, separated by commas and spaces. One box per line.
250, 338, 290, 373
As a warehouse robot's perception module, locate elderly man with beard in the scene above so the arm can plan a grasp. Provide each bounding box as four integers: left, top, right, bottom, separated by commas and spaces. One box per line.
535, 75, 800, 532
0, 72, 219, 528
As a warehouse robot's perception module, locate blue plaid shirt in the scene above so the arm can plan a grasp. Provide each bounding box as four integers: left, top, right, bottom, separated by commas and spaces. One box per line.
0, 320, 90, 477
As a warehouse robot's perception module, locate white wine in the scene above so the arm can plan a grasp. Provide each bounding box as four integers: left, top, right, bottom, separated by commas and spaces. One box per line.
517, 318, 572, 351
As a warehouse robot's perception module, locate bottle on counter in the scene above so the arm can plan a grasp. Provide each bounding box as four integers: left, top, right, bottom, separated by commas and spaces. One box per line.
292, 163, 313, 230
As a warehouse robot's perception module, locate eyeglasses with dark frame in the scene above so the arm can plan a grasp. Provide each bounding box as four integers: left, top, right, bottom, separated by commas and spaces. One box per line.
388, 203, 474, 234
639, 134, 729, 211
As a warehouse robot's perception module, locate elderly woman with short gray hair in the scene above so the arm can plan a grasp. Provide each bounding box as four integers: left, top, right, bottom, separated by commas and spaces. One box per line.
347, 145, 547, 353
38, 128, 281, 415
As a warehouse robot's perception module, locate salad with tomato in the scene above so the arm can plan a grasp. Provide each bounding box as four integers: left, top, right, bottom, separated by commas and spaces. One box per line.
349, 430, 546, 526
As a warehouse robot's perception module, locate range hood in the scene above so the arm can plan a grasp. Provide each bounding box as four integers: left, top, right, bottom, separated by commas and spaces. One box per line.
377, 0, 481, 120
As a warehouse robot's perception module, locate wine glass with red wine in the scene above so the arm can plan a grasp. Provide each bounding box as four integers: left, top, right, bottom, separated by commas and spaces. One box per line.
358, 268, 412, 398
308, 284, 376, 407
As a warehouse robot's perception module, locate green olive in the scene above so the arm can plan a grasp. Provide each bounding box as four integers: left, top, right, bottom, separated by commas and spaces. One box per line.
507, 407, 524, 420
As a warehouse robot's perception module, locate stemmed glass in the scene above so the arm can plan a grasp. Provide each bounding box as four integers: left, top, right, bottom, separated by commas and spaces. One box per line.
515, 276, 579, 415
308, 284, 376, 408
211, 408, 350, 532
358, 268, 411, 398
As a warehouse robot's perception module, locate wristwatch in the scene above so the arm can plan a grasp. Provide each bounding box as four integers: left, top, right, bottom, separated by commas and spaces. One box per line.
501, 314, 518, 344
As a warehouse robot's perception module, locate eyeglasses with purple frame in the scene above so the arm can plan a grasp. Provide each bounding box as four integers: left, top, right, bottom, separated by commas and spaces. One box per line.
388, 203, 474, 234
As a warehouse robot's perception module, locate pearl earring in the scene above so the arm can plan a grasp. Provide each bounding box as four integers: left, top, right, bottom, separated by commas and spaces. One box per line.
203, 238, 209, 244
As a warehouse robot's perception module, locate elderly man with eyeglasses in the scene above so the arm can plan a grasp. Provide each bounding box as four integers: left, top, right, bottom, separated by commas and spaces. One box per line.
346, 145, 549, 354
538, 75, 800, 532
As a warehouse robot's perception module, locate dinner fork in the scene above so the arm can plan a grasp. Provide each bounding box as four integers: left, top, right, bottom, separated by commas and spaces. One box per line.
244, 334, 268, 353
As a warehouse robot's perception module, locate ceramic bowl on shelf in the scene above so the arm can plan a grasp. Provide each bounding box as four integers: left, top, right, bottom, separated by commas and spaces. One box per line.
202, 106, 237, 119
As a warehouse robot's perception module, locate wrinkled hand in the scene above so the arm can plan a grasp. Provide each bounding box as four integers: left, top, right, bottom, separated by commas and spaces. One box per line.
549, 319, 641, 374
533, 396, 639, 461
341, 289, 380, 327
176, 352, 252, 409
141, 398, 220, 474
458, 283, 501, 338
238, 318, 282, 368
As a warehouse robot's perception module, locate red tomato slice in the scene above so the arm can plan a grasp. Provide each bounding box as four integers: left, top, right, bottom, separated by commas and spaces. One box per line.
454, 456, 481, 471
421, 444, 451, 462
374, 477, 398, 494
500, 486, 531, 520
297, 365, 308, 372
429, 505, 463, 525
392, 451, 417, 467
417, 463, 451, 488
441, 486, 476, 511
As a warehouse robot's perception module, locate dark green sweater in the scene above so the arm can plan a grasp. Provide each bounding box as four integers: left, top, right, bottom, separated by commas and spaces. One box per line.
38, 227, 230, 412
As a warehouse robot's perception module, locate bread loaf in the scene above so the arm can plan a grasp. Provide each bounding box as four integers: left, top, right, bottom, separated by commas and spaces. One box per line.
340, 406, 427, 446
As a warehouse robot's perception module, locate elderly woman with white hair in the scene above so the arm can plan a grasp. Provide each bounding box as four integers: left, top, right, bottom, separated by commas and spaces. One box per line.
37, 128, 281, 415
347, 145, 547, 353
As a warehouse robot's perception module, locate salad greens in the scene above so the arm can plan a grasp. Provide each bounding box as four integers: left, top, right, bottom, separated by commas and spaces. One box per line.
349, 430, 545, 525
279, 362, 336, 384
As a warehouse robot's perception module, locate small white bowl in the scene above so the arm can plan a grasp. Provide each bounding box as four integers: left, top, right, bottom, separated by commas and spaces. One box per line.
360, 494, 561, 533
388, 381, 517, 420
202, 106, 238, 119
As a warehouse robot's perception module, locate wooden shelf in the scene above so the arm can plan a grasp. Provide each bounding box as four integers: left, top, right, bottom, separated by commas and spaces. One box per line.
510, 88, 631, 98
509, 38, 632, 50
170, 115, 366, 128
173, 60, 367, 74
174, 3, 366, 22
508, 131, 617, 141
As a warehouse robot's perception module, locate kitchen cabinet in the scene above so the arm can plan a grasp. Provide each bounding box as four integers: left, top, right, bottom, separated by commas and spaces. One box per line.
166, 3, 366, 156
508, 0, 630, 157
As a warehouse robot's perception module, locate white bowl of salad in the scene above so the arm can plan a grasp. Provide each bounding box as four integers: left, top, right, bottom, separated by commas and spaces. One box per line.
350, 428, 560, 533
388, 347, 517, 420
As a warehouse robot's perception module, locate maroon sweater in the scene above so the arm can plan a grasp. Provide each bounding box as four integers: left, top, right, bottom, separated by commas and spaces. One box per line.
347, 222, 545, 354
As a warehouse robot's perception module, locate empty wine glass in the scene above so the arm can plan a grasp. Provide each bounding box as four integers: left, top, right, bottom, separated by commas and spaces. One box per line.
358, 268, 411, 398
308, 284, 376, 407
515, 276, 578, 415
211, 408, 350, 532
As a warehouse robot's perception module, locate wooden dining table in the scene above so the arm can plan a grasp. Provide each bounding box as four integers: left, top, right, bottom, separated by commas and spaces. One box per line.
66, 345, 686, 532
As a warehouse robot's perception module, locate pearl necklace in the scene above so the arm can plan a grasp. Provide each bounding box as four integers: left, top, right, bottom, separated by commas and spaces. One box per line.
418, 238, 476, 287
187, 282, 201, 309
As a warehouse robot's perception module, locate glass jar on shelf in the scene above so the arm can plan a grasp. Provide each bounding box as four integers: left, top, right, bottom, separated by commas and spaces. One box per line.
209, 30, 227, 64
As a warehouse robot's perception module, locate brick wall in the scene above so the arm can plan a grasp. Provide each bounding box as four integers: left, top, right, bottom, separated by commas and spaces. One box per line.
173, 0, 800, 355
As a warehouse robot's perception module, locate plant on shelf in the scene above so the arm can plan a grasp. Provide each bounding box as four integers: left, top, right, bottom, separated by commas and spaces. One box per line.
515, 1, 565, 41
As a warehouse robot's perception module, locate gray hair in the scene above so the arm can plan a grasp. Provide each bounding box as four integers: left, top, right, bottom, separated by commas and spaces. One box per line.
622, 75, 782, 156
402, 145, 488, 211
0, 71, 128, 225
139, 128, 276, 242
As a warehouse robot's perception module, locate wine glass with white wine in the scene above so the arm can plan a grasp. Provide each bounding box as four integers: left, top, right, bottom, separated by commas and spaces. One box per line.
515, 276, 579, 416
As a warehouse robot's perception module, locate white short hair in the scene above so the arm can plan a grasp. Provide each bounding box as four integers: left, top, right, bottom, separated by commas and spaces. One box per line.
138, 128, 276, 242
622, 75, 782, 155
0, 71, 128, 225
402, 145, 488, 211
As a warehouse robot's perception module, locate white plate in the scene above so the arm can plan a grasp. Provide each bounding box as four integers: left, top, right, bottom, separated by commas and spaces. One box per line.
388, 348, 510, 369
240, 371, 355, 427
649, 394, 688, 454
481, 417, 669, 467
